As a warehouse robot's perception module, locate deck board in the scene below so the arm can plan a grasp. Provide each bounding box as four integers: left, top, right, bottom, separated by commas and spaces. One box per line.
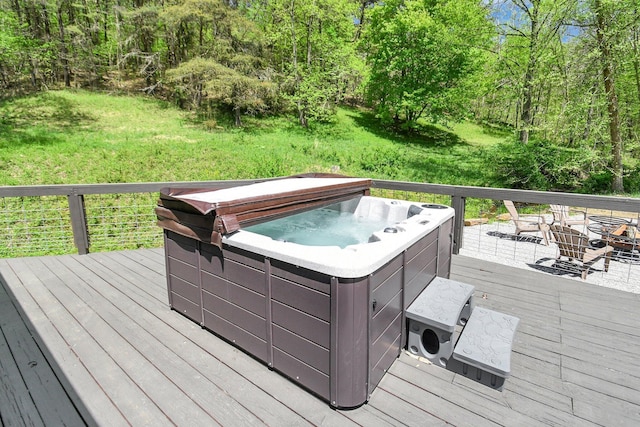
47, 254, 312, 426
0, 281, 75, 427
1, 250, 640, 426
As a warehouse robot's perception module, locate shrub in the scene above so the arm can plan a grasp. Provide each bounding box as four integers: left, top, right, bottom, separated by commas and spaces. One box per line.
358, 146, 406, 178
623, 164, 640, 193
485, 139, 607, 192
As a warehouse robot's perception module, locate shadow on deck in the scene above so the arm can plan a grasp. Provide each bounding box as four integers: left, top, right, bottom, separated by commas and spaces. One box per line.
1, 249, 639, 426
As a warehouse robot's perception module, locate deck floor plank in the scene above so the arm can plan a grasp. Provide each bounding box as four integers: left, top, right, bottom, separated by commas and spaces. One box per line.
562, 334, 640, 371
0, 282, 48, 427
62, 251, 356, 426
376, 368, 499, 427
389, 354, 540, 426
363, 386, 450, 427
1, 258, 130, 426
568, 383, 640, 425
14, 256, 180, 426
38, 256, 264, 426
53, 253, 316, 426
0, 251, 639, 426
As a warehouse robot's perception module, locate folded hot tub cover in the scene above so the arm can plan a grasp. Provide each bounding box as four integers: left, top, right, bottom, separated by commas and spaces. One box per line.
156, 174, 371, 247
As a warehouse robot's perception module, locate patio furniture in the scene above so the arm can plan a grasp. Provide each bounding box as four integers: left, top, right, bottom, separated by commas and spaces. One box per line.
550, 205, 589, 228
587, 216, 640, 256
549, 225, 613, 280
504, 200, 550, 245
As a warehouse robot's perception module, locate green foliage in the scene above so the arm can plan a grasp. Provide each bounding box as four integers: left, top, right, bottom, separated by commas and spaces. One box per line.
255, 0, 361, 126
623, 164, 640, 193
365, 0, 493, 127
0, 9, 53, 93
477, 0, 640, 192
166, 57, 276, 124
485, 138, 608, 192
0, 90, 509, 186
358, 146, 407, 179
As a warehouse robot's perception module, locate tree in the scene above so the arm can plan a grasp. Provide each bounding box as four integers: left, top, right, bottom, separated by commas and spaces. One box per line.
492, 0, 574, 144
593, 0, 624, 192
365, 0, 493, 128
255, 0, 360, 126
161, 0, 273, 123
166, 56, 275, 125
0, 9, 31, 90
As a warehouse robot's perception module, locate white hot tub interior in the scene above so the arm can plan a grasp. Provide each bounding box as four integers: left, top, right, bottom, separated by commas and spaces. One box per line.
243, 196, 401, 248
225, 196, 454, 278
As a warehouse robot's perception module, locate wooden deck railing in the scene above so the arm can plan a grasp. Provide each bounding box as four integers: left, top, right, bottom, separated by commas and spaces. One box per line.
1, 178, 639, 257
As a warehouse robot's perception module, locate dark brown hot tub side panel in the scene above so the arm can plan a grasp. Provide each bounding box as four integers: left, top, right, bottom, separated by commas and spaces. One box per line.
368, 254, 404, 397
437, 217, 454, 278
164, 232, 202, 324
269, 262, 333, 401
199, 242, 270, 362
161, 217, 454, 408
330, 275, 370, 408
163, 230, 339, 403
268, 262, 372, 408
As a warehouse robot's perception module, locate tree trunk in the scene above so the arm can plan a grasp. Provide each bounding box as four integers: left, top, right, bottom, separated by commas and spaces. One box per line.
41, 3, 51, 41
115, 0, 123, 70
12, 0, 21, 20
298, 103, 307, 127
306, 16, 312, 66
354, 0, 371, 41
57, 1, 71, 87
519, 1, 540, 144
595, 0, 624, 192
289, 0, 306, 126
632, 8, 640, 123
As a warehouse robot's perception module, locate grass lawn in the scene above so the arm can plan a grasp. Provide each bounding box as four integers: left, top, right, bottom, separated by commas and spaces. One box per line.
0, 90, 512, 257
0, 90, 507, 186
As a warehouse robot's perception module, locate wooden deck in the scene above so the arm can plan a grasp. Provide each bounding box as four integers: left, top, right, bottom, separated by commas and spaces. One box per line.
1, 249, 639, 426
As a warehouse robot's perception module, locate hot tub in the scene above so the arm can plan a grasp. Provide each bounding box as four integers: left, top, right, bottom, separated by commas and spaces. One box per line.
156, 177, 454, 408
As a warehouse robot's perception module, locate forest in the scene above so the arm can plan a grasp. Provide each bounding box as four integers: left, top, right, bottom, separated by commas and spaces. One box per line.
1, 0, 639, 193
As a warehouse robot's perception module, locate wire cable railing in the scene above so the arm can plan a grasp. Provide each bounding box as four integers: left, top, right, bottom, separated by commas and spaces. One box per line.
1, 179, 639, 288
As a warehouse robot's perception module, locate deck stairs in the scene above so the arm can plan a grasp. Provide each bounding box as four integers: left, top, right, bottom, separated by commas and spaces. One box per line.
406, 277, 519, 391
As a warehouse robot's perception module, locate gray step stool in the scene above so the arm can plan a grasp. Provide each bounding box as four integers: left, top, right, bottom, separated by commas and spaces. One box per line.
406, 277, 475, 367
449, 306, 520, 391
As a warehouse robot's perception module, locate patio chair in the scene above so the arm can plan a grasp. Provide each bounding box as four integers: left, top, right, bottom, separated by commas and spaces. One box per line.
550, 204, 589, 228
503, 200, 550, 245
549, 225, 613, 280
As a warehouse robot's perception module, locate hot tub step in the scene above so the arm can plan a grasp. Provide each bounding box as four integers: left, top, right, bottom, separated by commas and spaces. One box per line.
449, 306, 519, 391
405, 277, 475, 367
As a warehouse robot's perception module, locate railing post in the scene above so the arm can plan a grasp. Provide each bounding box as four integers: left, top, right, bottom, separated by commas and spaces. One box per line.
451, 195, 466, 254
68, 192, 90, 255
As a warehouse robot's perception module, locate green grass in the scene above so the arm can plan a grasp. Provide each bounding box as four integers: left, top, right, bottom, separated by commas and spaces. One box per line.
0, 90, 511, 257
0, 90, 507, 186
